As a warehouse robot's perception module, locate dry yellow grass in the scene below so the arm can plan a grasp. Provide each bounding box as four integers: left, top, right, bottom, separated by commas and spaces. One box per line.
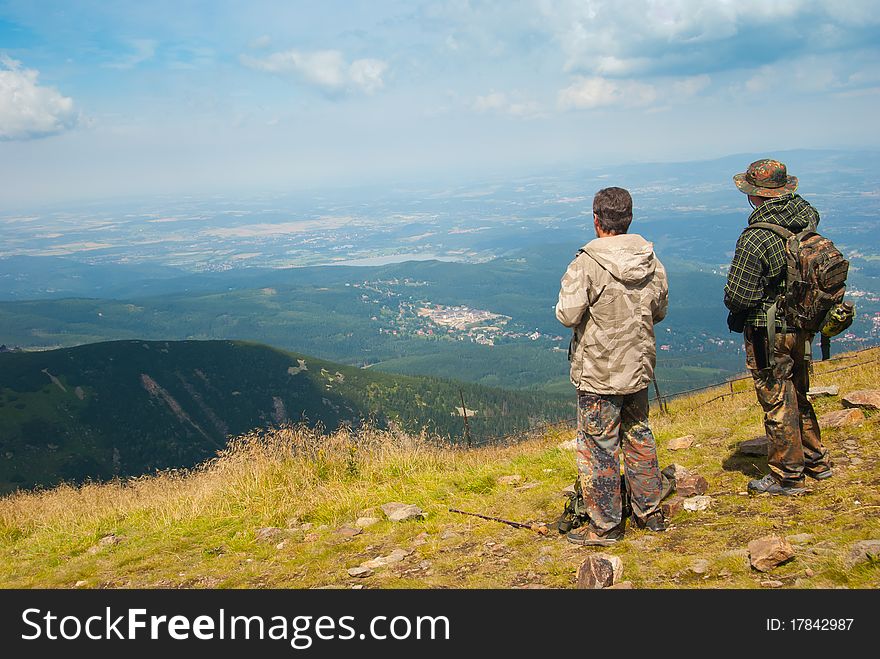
1, 347, 878, 589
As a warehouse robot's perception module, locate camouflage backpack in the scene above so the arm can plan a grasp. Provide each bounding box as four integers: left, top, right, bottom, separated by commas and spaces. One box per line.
745, 221, 849, 349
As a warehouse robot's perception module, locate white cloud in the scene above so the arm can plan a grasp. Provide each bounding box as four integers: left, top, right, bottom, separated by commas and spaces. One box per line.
0, 56, 78, 140
241, 49, 388, 94
558, 76, 656, 110
473, 91, 543, 118
742, 52, 880, 96
348, 58, 387, 95
539, 0, 878, 77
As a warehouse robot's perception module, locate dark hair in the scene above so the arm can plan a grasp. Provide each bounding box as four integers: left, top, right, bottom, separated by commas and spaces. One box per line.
592, 187, 633, 234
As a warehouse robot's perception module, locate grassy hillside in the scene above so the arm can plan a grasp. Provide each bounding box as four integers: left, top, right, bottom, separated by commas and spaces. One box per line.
0, 340, 573, 494
0, 347, 877, 589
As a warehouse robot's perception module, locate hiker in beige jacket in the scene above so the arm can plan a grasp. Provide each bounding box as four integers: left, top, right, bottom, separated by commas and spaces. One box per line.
555, 186, 669, 546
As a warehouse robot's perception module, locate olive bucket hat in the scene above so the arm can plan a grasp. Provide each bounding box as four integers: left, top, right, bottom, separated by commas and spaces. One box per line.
733, 158, 798, 197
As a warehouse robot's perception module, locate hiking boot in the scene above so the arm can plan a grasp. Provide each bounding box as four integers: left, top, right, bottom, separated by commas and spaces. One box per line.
747, 473, 808, 496
633, 511, 666, 532
804, 467, 833, 480
566, 524, 624, 547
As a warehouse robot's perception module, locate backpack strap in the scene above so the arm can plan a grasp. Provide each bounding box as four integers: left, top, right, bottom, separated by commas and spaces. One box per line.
742, 222, 798, 366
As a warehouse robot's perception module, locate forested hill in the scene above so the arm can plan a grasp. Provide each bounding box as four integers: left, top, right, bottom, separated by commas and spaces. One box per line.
0, 340, 573, 493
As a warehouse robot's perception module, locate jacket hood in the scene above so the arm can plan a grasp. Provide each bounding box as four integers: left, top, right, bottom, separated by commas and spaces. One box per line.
581, 233, 657, 284
747, 193, 819, 232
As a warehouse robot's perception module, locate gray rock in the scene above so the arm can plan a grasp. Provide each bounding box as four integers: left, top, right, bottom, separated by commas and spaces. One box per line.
355, 517, 380, 528
661, 496, 685, 518
361, 548, 413, 570
738, 437, 769, 456
347, 566, 373, 578
335, 526, 362, 539
690, 558, 710, 575
255, 527, 284, 542
663, 464, 692, 480
748, 535, 795, 572
785, 533, 814, 545
842, 390, 880, 410
576, 554, 623, 589
807, 386, 839, 398
439, 529, 458, 540
677, 473, 709, 497
720, 548, 749, 560
819, 408, 865, 429
87, 534, 121, 554
667, 435, 695, 451
760, 580, 784, 588
847, 539, 880, 567
380, 502, 426, 522
683, 496, 713, 512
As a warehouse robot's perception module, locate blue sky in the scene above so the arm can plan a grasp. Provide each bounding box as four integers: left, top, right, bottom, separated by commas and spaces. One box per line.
1, 0, 879, 205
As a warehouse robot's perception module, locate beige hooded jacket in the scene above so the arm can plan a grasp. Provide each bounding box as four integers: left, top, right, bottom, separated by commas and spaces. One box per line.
555, 233, 668, 395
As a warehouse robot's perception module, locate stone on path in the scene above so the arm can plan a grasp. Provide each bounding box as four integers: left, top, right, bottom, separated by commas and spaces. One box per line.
335, 526, 362, 539
807, 386, 838, 398
576, 554, 623, 589
380, 502, 426, 522
819, 408, 865, 429
842, 390, 880, 410
690, 558, 710, 575
738, 437, 768, 456
683, 496, 713, 512
748, 535, 795, 572
347, 566, 373, 578
661, 496, 685, 518
847, 539, 880, 567
785, 533, 814, 545
87, 534, 121, 554
361, 548, 413, 570
255, 527, 284, 542
676, 473, 709, 497
667, 435, 694, 451
662, 464, 691, 480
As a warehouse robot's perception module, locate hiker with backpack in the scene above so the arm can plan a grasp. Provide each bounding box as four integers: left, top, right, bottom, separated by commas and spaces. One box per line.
555, 187, 669, 545
725, 158, 851, 496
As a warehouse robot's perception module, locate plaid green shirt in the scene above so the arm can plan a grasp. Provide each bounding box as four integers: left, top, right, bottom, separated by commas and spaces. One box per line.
724, 194, 820, 328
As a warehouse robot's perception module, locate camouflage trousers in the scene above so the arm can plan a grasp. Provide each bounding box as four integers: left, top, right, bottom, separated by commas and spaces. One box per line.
745, 326, 831, 485
575, 388, 663, 534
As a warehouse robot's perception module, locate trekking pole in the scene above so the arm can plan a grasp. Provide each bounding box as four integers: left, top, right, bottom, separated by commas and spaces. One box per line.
652, 378, 668, 414
448, 508, 549, 535
459, 389, 472, 448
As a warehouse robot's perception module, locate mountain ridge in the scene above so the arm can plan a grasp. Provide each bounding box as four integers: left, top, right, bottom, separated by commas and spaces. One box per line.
0, 339, 573, 494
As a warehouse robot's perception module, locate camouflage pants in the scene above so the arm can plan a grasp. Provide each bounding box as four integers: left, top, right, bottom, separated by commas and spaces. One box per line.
575, 388, 663, 534
745, 326, 831, 485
